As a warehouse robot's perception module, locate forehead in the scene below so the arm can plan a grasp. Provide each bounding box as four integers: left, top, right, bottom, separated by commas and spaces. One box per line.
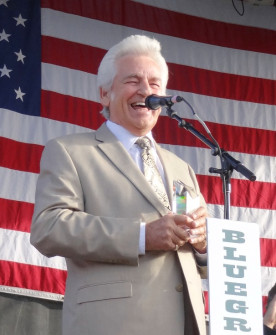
115, 54, 162, 80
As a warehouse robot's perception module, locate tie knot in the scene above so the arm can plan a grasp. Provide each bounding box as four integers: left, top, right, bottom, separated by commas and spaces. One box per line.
136, 136, 151, 150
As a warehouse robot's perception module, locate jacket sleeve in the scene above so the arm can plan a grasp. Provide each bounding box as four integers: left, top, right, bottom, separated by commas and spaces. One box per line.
30, 138, 141, 265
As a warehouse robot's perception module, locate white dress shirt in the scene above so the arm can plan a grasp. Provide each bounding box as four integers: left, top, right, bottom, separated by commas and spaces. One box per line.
106, 120, 168, 254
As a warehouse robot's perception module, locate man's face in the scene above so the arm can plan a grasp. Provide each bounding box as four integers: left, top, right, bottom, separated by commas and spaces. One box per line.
100, 54, 165, 136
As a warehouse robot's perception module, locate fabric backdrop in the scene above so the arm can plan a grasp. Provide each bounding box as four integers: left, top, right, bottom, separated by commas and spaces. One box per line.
0, 0, 275, 313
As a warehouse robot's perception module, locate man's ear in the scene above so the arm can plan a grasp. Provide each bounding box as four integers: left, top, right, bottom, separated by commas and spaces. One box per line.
100, 87, 110, 107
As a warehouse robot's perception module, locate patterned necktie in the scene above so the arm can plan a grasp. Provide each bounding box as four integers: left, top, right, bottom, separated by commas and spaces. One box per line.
136, 136, 170, 210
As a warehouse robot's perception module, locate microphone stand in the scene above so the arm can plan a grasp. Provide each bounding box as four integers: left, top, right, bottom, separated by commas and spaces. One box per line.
165, 106, 256, 220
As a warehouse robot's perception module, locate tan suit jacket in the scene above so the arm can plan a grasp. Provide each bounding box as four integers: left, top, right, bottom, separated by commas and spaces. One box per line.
31, 123, 207, 335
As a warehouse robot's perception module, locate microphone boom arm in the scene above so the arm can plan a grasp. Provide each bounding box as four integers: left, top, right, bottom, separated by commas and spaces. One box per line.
166, 108, 256, 182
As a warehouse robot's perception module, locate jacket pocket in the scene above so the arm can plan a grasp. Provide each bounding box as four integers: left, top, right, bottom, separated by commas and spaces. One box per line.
77, 281, 132, 304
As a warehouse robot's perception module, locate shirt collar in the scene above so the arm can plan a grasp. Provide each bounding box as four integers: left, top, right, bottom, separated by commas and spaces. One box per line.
106, 120, 155, 151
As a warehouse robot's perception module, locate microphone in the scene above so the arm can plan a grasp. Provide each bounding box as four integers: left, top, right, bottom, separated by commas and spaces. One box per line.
145, 94, 183, 110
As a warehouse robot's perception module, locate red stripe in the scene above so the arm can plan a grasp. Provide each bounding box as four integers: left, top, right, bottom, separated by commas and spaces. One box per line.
0, 174, 274, 239
0, 260, 66, 295
0, 199, 33, 233
42, 36, 105, 74
0, 137, 43, 173
41, 0, 276, 55
0, 243, 273, 295
260, 238, 276, 267
40, 91, 275, 157
41, 90, 105, 129
0, 175, 274, 234
0, 176, 274, 238
42, 37, 276, 105
197, 175, 276, 210
155, 116, 276, 156
168, 63, 276, 105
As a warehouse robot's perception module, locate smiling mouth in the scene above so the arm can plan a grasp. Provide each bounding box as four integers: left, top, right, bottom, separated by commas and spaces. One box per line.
131, 102, 149, 110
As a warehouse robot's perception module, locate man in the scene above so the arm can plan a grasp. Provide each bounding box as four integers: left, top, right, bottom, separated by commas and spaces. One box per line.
31, 35, 208, 335
264, 283, 276, 335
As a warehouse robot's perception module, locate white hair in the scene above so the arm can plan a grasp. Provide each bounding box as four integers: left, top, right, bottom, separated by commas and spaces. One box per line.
96, 35, 169, 119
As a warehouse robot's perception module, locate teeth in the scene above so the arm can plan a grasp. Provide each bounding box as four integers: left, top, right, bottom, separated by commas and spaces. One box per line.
132, 102, 146, 107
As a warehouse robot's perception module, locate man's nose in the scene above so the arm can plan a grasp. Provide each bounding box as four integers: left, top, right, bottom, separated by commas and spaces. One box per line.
137, 81, 151, 96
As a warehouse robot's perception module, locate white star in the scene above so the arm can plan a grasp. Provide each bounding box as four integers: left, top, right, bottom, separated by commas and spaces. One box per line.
0, 29, 11, 42
14, 87, 26, 102
13, 14, 27, 27
0, 0, 9, 7
0, 64, 12, 78
14, 49, 26, 64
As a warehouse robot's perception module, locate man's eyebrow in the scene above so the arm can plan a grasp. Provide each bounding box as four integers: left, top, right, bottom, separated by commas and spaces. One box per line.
123, 74, 161, 82
124, 74, 139, 80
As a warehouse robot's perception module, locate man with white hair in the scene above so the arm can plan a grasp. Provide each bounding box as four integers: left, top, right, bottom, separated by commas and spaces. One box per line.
31, 35, 208, 335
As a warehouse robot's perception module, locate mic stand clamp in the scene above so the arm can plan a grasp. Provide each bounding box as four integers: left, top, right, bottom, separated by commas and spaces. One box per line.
165, 106, 256, 220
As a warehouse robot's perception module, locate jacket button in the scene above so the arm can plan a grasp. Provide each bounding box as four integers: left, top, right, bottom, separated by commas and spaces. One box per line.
175, 284, 183, 292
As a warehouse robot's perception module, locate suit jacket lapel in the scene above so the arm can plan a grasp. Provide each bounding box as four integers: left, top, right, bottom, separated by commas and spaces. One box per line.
95, 124, 168, 216
156, 143, 200, 202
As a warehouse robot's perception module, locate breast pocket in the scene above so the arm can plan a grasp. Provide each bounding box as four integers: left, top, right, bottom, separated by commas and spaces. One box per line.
77, 281, 133, 304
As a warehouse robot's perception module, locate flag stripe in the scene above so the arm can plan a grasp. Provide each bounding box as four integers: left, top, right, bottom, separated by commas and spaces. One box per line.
41, 60, 276, 131
41, 0, 276, 55
41, 9, 276, 81
0, 228, 66, 270
2, 133, 274, 182
196, 175, 276, 210
40, 90, 276, 157
0, 164, 274, 210
0, 137, 43, 173
0, 228, 275, 270
42, 36, 104, 74
0, 109, 90, 146
155, 117, 276, 156
168, 63, 276, 105
41, 90, 104, 129
260, 238, 276, 267
0, 167, 38, 204
0, 199, 33, 233
1, 199, 275, 240
0, 260, 66, 295
42, 36, 276, 106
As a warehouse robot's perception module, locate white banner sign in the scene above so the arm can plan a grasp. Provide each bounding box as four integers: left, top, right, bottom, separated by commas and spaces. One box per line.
207, 218, 263, 334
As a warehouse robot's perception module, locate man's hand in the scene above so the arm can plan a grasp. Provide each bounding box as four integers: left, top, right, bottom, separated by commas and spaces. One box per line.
181, 206, 207, 254
145, 206, 207, 253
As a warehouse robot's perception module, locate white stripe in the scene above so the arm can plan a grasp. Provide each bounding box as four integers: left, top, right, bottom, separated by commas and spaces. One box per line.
0, 146, 273, 206
0, 167, 38, 203
207, 204, 276, 240
132, 0, 276, 31
41, 9, 276, 80
164, 90, 276, 132
42, 63, 98, 102
1, 166, 275, 239
1, 109, 274, 183
0, 225, 274, 298
0, 225, 274, 297
41, 63, 276, 131
161, 144, 275, 183
203, 266, 276, 298
0, 108, 90, 145
0, 228, 66, 270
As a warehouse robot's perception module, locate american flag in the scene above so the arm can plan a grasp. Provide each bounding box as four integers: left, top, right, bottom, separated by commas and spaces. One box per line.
0, 0, 275, 310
